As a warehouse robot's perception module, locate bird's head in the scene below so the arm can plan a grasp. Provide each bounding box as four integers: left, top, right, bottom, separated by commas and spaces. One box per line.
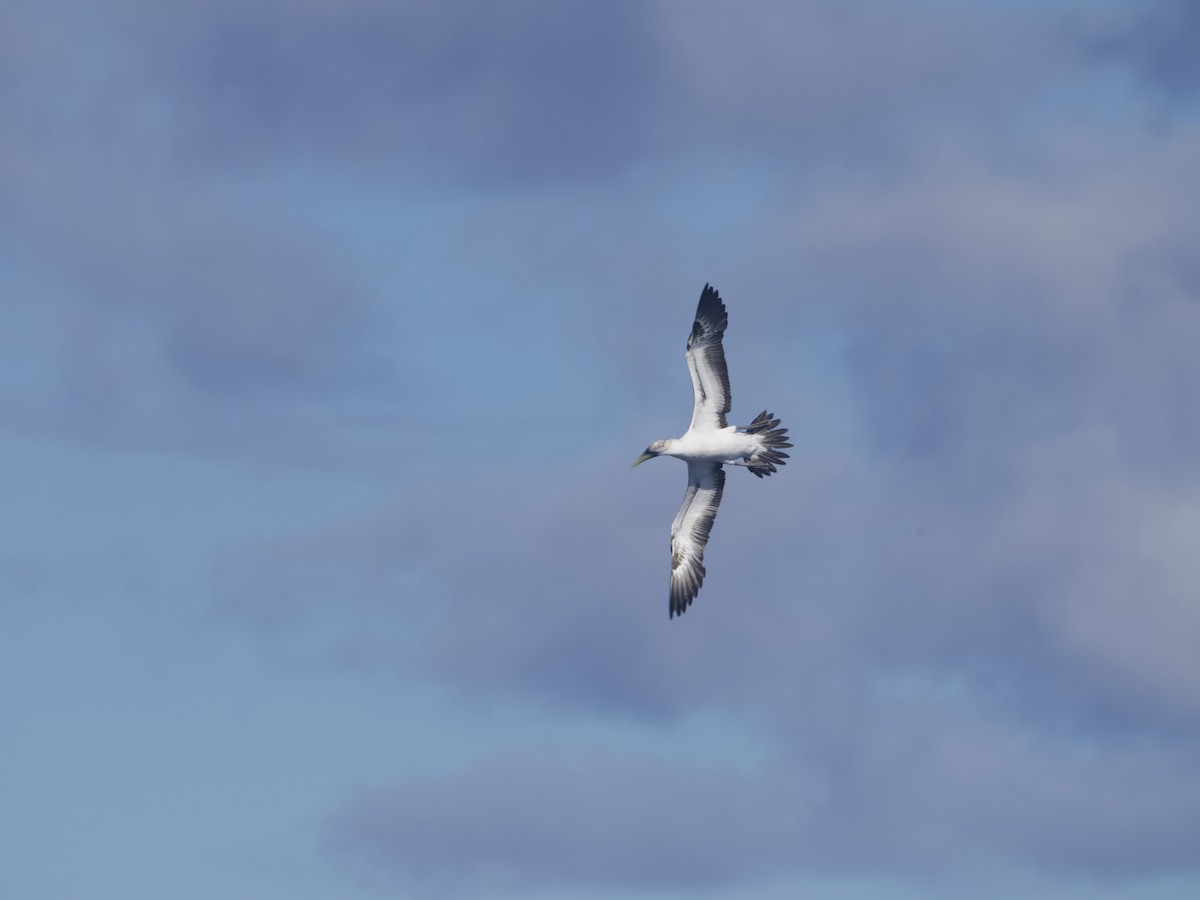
631, 440, 668, 468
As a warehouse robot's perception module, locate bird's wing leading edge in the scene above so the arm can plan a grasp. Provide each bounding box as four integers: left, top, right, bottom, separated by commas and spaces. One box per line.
685, 284, 731, 432
669, 462, 726, 618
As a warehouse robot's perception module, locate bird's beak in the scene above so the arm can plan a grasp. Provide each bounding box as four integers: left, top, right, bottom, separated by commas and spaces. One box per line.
631, 452, 656, 468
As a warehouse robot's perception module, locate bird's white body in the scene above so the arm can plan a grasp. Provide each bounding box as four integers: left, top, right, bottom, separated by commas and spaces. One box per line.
648, 428, 760, 466
633, 285, 791, 618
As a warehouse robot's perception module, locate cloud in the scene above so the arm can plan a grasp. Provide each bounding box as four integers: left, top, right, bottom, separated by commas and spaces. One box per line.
328, 717, 1200, 891
215, 431, 1200, 887
651, 0, 1073, 163
0, 157, 390, 464
16, 0, 1092, 192
15, 0, 1194, 892
763, 119, 1200, 476
3, 100, 373, 397
206, 96, 1200, 893
110, 0, 664, 186
751, 118, 1200, 728
0, 4, 409, 466
1085, 0, 1200, 101
331, 753, 777, 891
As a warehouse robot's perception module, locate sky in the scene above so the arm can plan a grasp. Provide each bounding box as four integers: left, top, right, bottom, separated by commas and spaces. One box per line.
3, 1, 1200, 898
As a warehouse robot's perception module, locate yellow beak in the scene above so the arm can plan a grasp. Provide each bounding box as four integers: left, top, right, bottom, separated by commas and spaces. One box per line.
631, 452, 655, 468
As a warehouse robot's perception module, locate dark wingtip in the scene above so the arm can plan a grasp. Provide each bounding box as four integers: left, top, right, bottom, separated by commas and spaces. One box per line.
669, 579, 698, 619
696, 284, 727, 322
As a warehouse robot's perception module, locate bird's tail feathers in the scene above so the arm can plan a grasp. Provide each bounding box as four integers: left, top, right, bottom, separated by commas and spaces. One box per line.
743, 410, 791, 478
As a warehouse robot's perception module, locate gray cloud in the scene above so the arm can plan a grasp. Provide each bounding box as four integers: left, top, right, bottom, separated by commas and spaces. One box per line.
208, 102, 1200, 888
0, 4, 407, 466
652, 0, 1074, 165
329, 719, 1200, 891
332, 753, 776, 891
29, 0, 1090, 190
14, 0, 1196, 892
216, 429, 1200, 886
123, 0, 663, 186
4, 123, 373, 397
1086, 0, 1200, 101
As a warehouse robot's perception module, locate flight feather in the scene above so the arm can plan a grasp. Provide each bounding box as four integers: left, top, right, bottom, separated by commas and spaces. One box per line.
668, 462, 725, 618
686, 285, 732, 432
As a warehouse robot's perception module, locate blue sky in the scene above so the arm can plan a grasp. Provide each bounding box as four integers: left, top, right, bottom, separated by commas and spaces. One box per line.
4, 1, 1200, 898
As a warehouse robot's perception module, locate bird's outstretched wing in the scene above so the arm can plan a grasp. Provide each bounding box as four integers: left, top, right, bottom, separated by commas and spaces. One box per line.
685, 284, 731, 432
669, 462, 726, 618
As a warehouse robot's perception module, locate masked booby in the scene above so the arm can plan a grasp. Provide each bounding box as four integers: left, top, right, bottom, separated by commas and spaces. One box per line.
632, 284, 791, 618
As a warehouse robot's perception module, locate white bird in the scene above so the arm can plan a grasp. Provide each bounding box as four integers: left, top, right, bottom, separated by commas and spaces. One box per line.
632, 284, 791, 618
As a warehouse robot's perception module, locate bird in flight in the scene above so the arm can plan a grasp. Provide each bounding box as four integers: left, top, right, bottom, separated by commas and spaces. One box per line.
632, 284, 791, 618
